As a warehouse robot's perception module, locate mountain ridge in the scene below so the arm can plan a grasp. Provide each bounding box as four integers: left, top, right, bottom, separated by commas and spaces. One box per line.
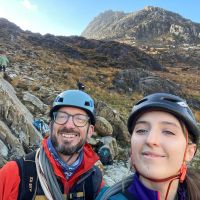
82, 6, 200, 45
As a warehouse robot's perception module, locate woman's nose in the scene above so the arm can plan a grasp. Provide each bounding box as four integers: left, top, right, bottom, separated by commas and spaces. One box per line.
145, 129, 160, 146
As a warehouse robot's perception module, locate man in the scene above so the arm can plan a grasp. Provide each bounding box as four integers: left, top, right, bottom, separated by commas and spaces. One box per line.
0, 50, 9, 72
0, 89, 104, 200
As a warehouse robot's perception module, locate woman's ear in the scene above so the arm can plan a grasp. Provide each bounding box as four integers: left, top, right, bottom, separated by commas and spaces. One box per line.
186, 143, 197, 162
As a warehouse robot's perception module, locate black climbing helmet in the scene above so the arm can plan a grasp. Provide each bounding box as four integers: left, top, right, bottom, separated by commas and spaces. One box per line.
49, 90, 96, 125
127, 93, 200, 144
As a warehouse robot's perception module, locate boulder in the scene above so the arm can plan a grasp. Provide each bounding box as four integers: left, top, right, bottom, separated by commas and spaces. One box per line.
96, 100, 130, 143
95, 116, 113, 136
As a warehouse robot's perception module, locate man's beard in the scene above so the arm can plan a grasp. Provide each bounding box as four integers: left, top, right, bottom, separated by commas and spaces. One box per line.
51, 127, 86, 156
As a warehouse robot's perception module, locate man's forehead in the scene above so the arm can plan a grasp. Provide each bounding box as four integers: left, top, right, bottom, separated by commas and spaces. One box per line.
58, 106, 87, 115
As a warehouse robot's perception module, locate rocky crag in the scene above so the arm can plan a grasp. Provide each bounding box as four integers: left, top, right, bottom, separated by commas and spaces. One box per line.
82, 6, 200, 45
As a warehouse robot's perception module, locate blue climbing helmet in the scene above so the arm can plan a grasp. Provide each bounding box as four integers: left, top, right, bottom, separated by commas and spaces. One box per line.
50, 90, 96, 125
127, 93, 200, 144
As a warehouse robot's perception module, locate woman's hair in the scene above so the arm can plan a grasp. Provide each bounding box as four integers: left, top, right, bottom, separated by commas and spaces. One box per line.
178, 118, 196, 145
179, 119, 200, 200
180, 120, 200, 199
185, 168, 200, 200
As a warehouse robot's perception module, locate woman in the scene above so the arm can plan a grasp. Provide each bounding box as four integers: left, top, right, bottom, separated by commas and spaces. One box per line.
97, 93, 200, 200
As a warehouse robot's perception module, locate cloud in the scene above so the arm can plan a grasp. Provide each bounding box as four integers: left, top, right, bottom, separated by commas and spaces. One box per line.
21, 0, 37, 11
0, 7, 6, 17
16, 19, 30, 30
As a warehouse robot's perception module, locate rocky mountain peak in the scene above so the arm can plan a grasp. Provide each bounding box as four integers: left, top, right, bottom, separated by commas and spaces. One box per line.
0, 18, 21, 30
81, 6, 200, 44
0, 18, 22, 35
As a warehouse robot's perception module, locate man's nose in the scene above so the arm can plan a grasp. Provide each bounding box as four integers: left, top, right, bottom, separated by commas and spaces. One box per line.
64, 116, 76, 128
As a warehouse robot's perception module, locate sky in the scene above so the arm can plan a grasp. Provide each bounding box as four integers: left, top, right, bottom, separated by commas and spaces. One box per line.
0, 0, 199, 36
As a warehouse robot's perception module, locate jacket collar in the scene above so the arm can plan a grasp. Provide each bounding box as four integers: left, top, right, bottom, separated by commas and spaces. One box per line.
42, 138, 99, 181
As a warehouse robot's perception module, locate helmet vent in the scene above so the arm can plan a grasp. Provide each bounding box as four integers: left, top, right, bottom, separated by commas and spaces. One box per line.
135, 98, 147, 105
55, 97, 63, 102
162, 97, 178, 103
85, 101, 90, 106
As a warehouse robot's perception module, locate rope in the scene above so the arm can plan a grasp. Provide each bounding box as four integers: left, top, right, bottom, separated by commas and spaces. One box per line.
35, 147, 64, 200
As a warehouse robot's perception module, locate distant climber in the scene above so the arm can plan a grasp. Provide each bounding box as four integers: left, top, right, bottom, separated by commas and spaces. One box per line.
0, 50, 9, 72
77, 81, 85, 91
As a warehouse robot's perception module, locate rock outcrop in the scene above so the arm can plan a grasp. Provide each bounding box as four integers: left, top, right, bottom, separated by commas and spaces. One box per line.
113, 68, 183, 96
0, 76, 42, 167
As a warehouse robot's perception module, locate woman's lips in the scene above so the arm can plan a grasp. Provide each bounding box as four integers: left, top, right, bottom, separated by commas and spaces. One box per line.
142, 151, 165, 158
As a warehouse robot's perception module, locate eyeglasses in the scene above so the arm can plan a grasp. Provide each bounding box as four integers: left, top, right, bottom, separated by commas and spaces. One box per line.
53, 111, 90, 127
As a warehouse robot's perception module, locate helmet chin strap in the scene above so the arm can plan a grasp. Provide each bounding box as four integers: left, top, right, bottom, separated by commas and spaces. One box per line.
133, 129, 189, 200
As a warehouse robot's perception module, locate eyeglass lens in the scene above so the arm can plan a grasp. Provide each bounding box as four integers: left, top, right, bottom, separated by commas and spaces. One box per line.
53, 111, 89, 127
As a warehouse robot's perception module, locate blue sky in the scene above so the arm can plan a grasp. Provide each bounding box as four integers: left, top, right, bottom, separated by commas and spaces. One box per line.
0, 0, 199, 36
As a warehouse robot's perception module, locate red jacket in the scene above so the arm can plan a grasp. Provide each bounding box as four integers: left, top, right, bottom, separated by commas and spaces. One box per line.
0, 138, 104, 200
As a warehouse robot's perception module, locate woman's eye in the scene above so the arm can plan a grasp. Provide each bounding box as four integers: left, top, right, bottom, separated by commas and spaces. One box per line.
163, 130, 175, 135
135, 129, 148, 135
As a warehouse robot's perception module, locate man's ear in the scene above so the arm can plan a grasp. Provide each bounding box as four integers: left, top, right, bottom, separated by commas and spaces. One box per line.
186, 143, 197, 162
49, 120, 53, 127
87, 125, 94, 139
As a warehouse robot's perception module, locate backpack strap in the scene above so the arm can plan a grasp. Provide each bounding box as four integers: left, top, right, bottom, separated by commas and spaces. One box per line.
122, 189, 138, 200
71, 165, 103, 200
16, 151, 38, 200
88, 165, 103, 199
98, 174, 134, 200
